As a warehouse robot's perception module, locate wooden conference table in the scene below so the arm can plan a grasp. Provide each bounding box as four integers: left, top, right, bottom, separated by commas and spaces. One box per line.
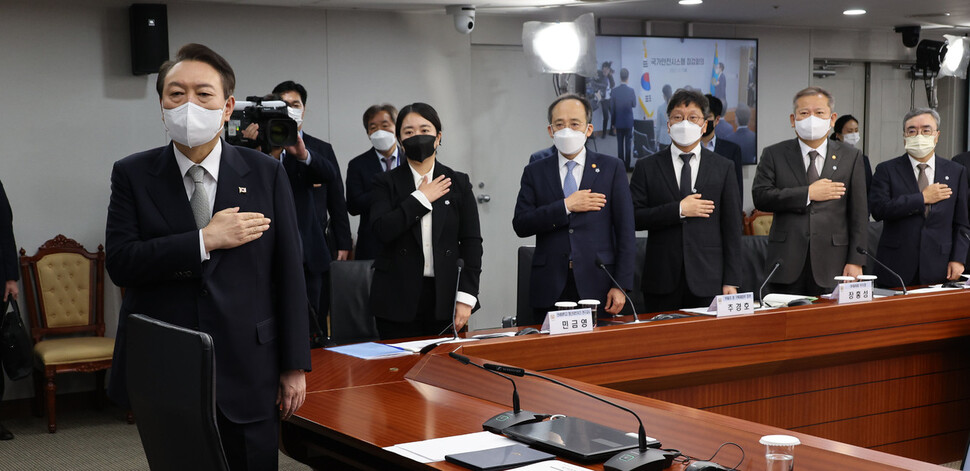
281, 289, 970, 470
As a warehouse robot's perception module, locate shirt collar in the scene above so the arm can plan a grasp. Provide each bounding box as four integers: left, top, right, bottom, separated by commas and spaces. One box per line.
909, 154, 936, 170
558, 146, 587, 169
408, 160, 435, 185
797, 138, 828, 160
375, 146, 400, 162
670, 142, 702, 162
174, 139, 222, 181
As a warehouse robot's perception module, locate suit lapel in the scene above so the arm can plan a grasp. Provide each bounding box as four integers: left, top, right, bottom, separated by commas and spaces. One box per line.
820, 141, 843, 180
695, 148, 716, 195
542, 154, 564, 200
783, 139, 808, 186
578, 152, 601, 191
147, 144, 197, 235
894, 155, 920, 195
431, 164, 449, 244
393, 164, 423, 244
657, 150, 681, 198
933, 156, 952, 185
207, 143, 251, 273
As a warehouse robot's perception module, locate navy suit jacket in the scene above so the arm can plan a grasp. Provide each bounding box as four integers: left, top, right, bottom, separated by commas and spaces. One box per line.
0, 180, 17, 284
631, 148, 743, 296
282, 150, 338, 273
529, 145, 557, 163
303, 132, 352, 253
610, 84, 636, 130
346, 147, 400, 260
953, 151, 970, 266
727, 126, 757, 164
513, 151, 636, 309
713, 137, 744, 199
869, 154, 970, 287
105, 141, 311, 423
369, 161, 483, 322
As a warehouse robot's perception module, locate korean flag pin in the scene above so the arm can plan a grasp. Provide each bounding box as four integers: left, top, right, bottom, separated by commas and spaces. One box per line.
445, 200, 451, 206
832, 166, 837, 171
946, 175, 950, 181
592, 163, 600, 173
238, 187, 247, 193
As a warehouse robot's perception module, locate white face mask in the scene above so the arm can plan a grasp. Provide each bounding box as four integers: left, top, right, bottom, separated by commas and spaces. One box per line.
842, 132, 861, 147
369, 130, 396, 152
669, 120, 703, 147
904, 134, 936, 159
287, 106, 304, 127
162, 102, 226, 148
794, 115, 831, 141
552, 128, 588, 156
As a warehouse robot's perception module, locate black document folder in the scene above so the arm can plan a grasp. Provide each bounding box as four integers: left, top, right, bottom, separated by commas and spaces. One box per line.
444, 444, 555, 471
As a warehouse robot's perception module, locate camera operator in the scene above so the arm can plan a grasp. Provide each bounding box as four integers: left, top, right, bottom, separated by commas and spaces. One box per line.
242, 94, 344, 331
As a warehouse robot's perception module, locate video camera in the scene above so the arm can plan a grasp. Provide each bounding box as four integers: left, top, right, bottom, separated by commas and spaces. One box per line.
225, 96, 298, 149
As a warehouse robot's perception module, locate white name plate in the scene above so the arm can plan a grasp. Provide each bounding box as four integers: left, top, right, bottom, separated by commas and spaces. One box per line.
713, 292, 755, 317
545, 308, 594, 335
837, 281, 873, 304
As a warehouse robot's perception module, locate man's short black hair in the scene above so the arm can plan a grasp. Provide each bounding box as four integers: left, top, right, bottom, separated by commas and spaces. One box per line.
547, 93, 592, 124
666, 89, 710, 117
272, 81, 308, 105
395, 102, 442, 140
705, 94, 724, 118
156, 43, 235, 99
620, 68, 630, 82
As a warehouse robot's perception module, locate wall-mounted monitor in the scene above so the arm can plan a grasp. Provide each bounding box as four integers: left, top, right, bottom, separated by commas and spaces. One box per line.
590, 35, 758, 170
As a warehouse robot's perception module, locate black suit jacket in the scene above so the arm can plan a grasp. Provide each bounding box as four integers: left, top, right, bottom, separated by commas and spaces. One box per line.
368, 161, 483, 322
346, 147, 399, 260
752, 139, 868, 287
631, 147, 743, 296
953, 151, 970, 266
713, 137, 744, 200
105, 141, 311, 423
0, 179, 17, 284
529, 145, 557, 163
282, 151, 338, 273
870, 155, 970, 286
303, 132, 352, 253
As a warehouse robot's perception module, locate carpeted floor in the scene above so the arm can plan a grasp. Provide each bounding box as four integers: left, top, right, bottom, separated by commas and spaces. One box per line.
0, 406, 311, 470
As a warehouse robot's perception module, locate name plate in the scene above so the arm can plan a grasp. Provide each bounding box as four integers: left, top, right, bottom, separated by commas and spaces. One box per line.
837, 281, 873, 304
713, 292, 755, 317
545, 308, 594, 335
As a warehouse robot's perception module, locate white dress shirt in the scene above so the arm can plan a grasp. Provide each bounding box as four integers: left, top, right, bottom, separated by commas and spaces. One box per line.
671, 143, 702, 218
908, 154, 936, 185
798, 138, 829, 206
558, 148, 587, 215
174, 140, 221, 261
407, 162, 476, 308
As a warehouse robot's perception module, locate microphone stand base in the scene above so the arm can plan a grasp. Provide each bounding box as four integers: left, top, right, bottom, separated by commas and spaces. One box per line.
482, 410, 547, 434
604, 448, 669, 471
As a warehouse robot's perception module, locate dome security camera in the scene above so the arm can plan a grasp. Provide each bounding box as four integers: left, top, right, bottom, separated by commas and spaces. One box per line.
446, 5, 475, 34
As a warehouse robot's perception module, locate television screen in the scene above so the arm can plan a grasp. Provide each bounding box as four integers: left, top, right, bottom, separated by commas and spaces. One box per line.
590, 35, 758, 170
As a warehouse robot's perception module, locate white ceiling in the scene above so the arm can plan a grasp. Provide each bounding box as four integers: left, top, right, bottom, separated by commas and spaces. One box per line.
179, 0, 970, 32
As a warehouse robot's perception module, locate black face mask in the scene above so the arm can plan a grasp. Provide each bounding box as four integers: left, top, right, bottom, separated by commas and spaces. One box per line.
401, 134, 437, 163
703, 120, 716, 138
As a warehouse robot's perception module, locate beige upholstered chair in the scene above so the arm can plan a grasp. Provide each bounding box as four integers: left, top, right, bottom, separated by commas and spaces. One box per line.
745, 210, 774, 236
19, 235, 114, 433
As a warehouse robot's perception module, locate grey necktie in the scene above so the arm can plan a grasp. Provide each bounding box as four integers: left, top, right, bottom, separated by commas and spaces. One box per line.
807, 150, 821, 184
383, 156, 394, 172
917, 163, 930, 216
188, 165, 211, 229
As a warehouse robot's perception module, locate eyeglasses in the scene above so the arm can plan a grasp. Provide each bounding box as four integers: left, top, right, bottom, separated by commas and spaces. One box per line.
552, 122, 589, 131
904, 126, 937, 137
669, 114, 706, 125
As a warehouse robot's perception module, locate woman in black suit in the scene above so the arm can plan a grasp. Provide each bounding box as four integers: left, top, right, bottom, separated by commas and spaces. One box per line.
368, 103, 483, 340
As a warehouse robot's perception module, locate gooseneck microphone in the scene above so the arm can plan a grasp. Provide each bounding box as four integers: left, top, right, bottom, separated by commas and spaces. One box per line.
595, 257, 641, 322
483, 363, 668, 471
419, 259, 465, 354
856, 246, 907, 295
759, 259, 783, 308
448, 352, 547, 432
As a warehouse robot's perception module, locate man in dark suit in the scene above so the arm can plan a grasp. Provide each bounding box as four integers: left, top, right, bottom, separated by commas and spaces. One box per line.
346, 104, 401, 260
0, 178, 19, 441
632, 90, 743, 312
869, 108, 969, 287
703, 94, 744, 198
105, 44, 310, 470
728, 103, 757, 164
952, 149, 970, 267
752, 87, 868, 296
611, 68, 637, 169
529, 145, 557, 163
513, 94, 636, 323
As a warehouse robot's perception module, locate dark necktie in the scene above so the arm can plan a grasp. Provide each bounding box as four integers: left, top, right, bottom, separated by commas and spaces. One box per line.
679, 153, 693, 198
807, 150, 821, 184
917, 163, 930, 216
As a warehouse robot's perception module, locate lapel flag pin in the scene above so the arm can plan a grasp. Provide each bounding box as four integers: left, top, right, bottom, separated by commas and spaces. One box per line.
445, 200, 450, 206
239, 187, 247, 193
832, 166, 837, 171
591, 163, 597, 168
831, 155, 836, 160
946, 175, 950, 181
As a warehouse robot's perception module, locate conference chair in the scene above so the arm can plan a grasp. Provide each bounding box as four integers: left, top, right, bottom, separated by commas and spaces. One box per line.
745, 210, 773, 236
126, 313, 229, 470
329, 260, 379, 345
739, 235, 769, 293
18, 235, 114, 433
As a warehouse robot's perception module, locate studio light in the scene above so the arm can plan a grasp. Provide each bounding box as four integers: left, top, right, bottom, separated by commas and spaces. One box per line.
523, 13, 596, 76
911, 34, 970, 109
940, 34, 970, 79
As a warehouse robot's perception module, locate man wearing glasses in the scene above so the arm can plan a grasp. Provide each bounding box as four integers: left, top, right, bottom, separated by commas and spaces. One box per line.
629, 89, 743, 313
513, 94, 636, 324
752, 87, 869, 296
868, 108, 969, 288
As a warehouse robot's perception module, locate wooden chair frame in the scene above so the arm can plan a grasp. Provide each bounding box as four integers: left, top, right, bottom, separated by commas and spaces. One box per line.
19, 234, 110, 433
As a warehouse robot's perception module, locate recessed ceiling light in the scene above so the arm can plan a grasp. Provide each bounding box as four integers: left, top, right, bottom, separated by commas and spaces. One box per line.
843, 9, 866, 15
679, 0, 703, 5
